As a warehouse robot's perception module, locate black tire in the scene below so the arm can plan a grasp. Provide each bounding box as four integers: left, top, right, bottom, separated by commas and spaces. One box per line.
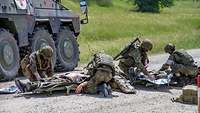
31, 28, 56, 66
55, 27, 79, 71
0, 29, 20, 80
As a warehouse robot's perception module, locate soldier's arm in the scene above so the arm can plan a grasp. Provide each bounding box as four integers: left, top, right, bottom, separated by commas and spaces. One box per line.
45, 62, 54, 77
75, 81, 88, 94
130, 49, 149, 75
159, 55, 174, 71
29, 54, 42, 81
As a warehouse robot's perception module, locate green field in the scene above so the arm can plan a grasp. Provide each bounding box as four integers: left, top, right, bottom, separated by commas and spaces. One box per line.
64, 0, 200, 63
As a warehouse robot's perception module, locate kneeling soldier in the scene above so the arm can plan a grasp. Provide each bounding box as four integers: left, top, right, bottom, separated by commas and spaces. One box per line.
76, 53, 114, 97
21, 46, 54, 82
160, 43, 199, 86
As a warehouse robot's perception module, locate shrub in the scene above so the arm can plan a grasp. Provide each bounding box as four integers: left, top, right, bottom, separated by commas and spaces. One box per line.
134, 0, 174, 13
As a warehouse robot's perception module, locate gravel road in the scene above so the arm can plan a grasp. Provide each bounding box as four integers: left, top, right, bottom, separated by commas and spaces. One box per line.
0, 49, 199, 113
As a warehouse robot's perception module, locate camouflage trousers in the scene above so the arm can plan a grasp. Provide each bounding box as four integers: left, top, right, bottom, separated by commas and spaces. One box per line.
109, 75, 136, 94
84, 68, 113, 94
172, 63, 199, 77
109, 63, 136, 94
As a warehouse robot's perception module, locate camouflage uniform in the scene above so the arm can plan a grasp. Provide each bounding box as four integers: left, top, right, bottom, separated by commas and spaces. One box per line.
84, 62, 136, 94
81, 53, 115, 94
15, 73, 89, 94
109, 61, 136, 94
160, 44, 198, 77
21, 46, 54, 82
84, 66, 113, 94
118, 39, 153, 77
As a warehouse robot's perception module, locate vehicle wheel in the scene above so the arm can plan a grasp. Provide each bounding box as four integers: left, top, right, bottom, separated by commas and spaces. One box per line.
0, 29, 20, 80
31, 28, 56, 66
55, 27, 80, 71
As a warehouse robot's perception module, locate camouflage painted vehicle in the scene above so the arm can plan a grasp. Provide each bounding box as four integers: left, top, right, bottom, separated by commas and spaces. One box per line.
0, 0, 88, 80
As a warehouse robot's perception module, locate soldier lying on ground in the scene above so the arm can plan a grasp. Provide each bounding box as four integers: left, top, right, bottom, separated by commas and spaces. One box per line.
15, 72, 88, 94
21, 46, 54, 82
159, 43, 199, 86
15, 70, 113, 97
116, 38, 155, 80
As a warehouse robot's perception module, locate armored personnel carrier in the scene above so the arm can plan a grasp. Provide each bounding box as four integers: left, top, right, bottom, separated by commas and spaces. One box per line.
0, 0, 88, 80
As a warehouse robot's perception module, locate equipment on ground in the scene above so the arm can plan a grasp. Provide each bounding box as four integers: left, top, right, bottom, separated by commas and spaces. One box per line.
128, 68, 197, 87
0, 85, 18, 94
172, 85, 197, 104
0, 0, 88, 80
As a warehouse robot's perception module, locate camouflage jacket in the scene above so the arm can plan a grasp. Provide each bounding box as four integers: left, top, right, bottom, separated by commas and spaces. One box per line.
21, 52, 53, 81
166, 50, 194, 66
119, 45, 149, 75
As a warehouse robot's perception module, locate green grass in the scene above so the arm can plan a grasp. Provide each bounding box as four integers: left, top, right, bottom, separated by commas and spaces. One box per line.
63, 0, 200, 63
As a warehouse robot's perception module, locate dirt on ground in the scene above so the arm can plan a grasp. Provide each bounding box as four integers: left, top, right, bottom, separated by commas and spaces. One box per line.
0, 49, 199, 113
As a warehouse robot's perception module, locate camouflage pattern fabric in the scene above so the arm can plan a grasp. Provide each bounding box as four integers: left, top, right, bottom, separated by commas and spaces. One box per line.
109, 61, 136, 94
21, 73, 88, 94
21, 51, 53, 82
84, 53, 114, 94
109, 75, 136, 94
119, 44, 149, 76
84, 67, 113, 94
161, 50, 198, 77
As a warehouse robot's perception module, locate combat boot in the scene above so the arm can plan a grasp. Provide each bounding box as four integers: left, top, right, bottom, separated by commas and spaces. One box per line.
15, 79, 28, 93
97, 83, 112, 97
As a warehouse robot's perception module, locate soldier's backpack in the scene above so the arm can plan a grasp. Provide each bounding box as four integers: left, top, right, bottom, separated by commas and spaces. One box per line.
86, 53, 115, 77
173, 51, 194, 65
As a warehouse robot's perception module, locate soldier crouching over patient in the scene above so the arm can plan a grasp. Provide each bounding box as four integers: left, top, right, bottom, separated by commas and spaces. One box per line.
159, 43, 199, 86
20, 46, 54, 82
117, 38, 155, 80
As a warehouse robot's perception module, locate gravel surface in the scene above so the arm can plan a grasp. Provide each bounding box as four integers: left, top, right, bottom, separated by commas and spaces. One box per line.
0, 49, 199, 113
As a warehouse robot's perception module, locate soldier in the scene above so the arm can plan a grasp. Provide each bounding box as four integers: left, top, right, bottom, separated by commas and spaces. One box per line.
76, 53, 114, 96
160, 43, 199, 85
75, 53, 136, 95
15, 72, 89, 94
75, 67, 113, 95
118, 39, 154, 80
21, 46, 54, 82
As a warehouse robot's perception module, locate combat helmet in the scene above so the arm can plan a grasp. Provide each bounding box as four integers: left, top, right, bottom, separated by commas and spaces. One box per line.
141, 39, 153, 51
164, 43, 175, 53
38, 46, 53, 58
37, 46, 53, 69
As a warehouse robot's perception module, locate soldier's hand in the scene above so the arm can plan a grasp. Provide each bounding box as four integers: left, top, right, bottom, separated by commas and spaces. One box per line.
75, 84, 83, 94
75, 82, 88, 94
148, 74, 155, 81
